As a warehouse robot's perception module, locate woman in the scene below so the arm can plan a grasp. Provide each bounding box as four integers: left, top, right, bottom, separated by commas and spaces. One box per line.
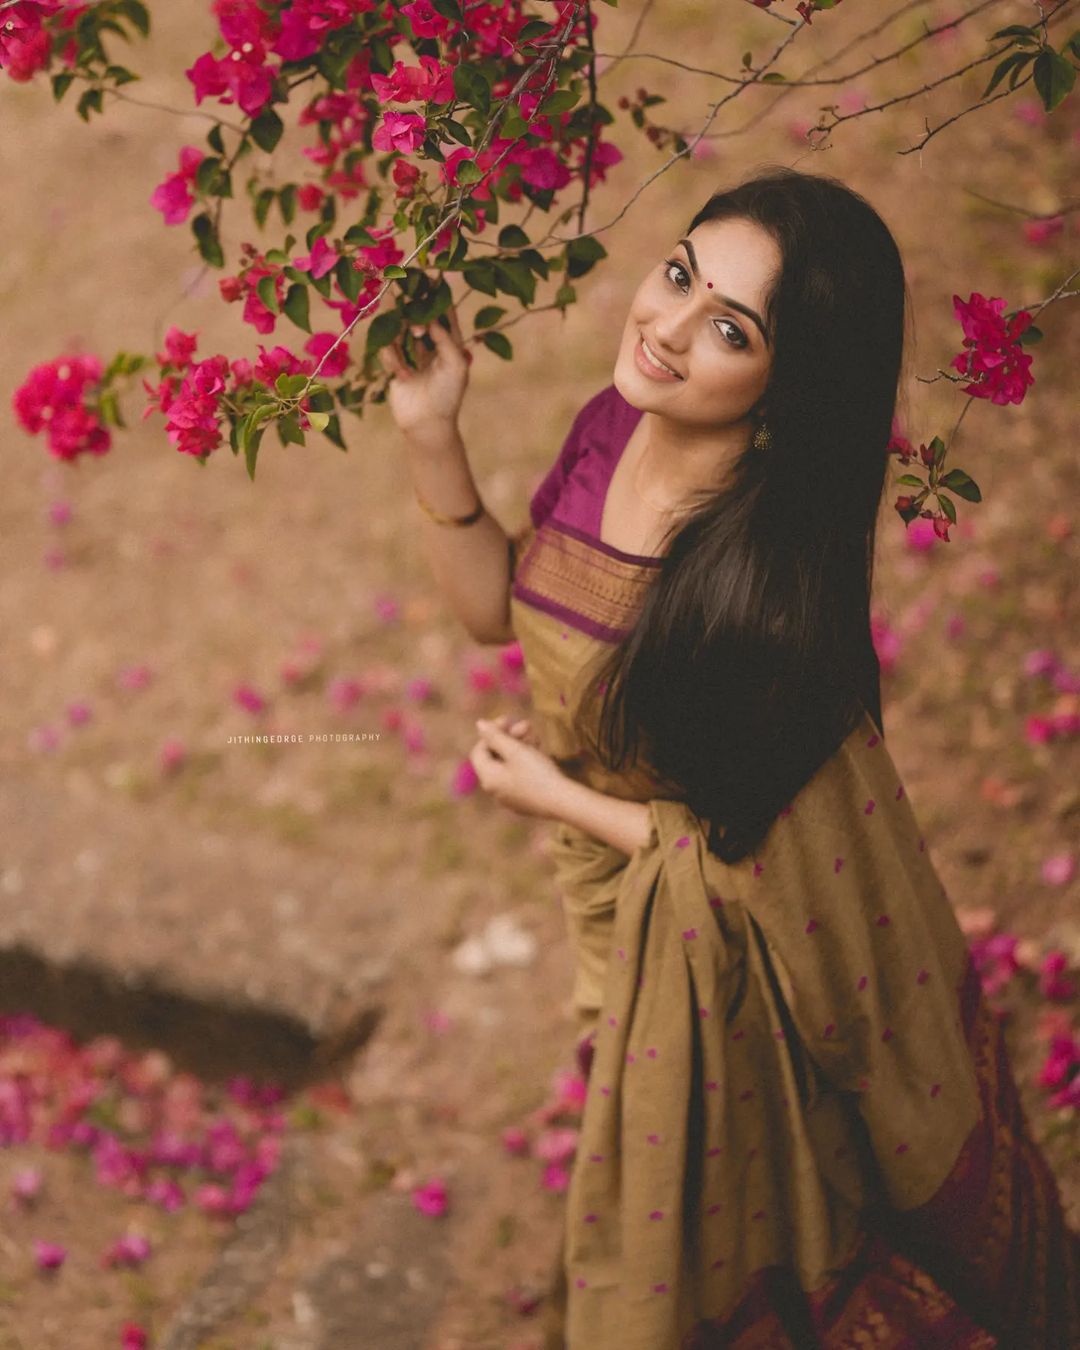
383, 168, 1080, 1348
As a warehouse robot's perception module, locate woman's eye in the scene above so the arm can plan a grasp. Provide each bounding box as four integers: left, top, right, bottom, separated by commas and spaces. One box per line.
714, 318, 748, 350
662, 260, 748, 349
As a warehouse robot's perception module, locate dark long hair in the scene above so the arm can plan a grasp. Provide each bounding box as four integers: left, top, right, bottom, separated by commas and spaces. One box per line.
572, 168, 907, 864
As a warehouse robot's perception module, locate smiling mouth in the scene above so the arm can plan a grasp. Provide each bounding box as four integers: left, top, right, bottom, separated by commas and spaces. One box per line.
639, 333, 683, 379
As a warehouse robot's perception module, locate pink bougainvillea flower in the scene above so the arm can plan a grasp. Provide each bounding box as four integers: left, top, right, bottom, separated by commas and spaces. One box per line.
11, 1167, 42, 1206
968, 930, 1021, 1000
502, 1126, 530, 1156
370, 54, 455, 105
327, 677, 364, 713
450, 757, 479, 797
465, 659, 496, 693
1038, 951, 1077, 1003
950, 293, 1035, 406
412, 1175, 449, 1217
159, 737, 187, 775
151, 146, 205, 226
1024, 649, 1060, 680
304, 330, 350, 378
423, 1008, 452, 1035
120, 1325, 149, 1350
371, 110, 426, 154
156, 327, 199, 370
102, 1232, 152, 1269
13, 353, 111, 462
27, 724, 61, 753
233, 683, 267, 715
33, 1239, 67, 1271
541, 1161, 571, 1193
400, 0, 451, 39
373, 594, 400, 623
1013, 97, 1047, 127
534, 1127, 579, 1165
1041, 853, 1077, 887
1023, 216, 1064, 247
903, 517, 940, 553
66, 700, 92, 727
870, 613, 901, 676
292, 234, 340, 279
499, 641, 524, 672
405, 677, 434, 703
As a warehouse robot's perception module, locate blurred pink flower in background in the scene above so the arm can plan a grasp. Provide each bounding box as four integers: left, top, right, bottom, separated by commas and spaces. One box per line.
412, 1176, 449, 1217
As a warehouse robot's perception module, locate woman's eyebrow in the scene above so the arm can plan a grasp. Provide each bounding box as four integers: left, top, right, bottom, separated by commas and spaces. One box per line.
677, 238, 769, 346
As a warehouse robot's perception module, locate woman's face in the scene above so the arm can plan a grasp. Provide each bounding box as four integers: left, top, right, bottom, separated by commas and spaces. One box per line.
613, 215, 779, 429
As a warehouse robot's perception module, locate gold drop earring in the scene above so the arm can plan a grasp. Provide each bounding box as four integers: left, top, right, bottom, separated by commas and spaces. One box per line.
752, 417, 772, 452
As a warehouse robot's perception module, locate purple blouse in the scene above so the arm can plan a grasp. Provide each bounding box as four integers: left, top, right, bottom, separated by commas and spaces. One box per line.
527, 383, 660, 566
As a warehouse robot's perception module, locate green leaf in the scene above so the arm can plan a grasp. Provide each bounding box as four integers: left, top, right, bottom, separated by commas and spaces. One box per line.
984, 50, 1034, 96
105, 65, 138, 86
365, 310, 402, 353
344, 223, 378, 247
275, 373, 309, 398
937, 493, 957, 525
278, 414, 306, 448
473, 305, 507, 329
896, 474, 925, 487
452, 63, 491, 116
456, 159, 483, 185
462, 261, 498, 296
1019, 323, 1043, 345
442, 117, 473, 147
497, 224, 530, 249
323, 414, 347, 449
939, 469, 982, 502
481, 331, 513, 360
1033, 49, 1075, 112
335, 255, 364, 303
539, 88, 580, 117
554, 281, 576, 309
990, 24, 1039, 43
191, 213, 225, 267
306, 410, 330, 432
492, 258, 535, 305
500, 104, 528, 139
383, 264, 408, 279
760, 72, 786, 85
207, 123, 225, 155
51, 72, 75, 101
257, 274, 280, 315
279, 183, 297, 226
249, 187, 272, 229
250, 108, 285, 153
565, 235, 607, 279
245, 426, 265, 478
76, 88, 104, 122
520, 248, 549, 280
116, 0, 150, 35
283, 283, 311, 333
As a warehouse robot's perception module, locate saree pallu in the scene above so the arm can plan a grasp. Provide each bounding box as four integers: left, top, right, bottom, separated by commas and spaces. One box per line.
507, 518, 1080, 1350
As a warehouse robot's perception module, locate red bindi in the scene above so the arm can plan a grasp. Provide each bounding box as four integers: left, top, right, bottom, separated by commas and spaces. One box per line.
706, 281, 713, 289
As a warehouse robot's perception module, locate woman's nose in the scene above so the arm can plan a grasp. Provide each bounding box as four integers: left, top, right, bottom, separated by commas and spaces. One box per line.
651, 302, 696, 351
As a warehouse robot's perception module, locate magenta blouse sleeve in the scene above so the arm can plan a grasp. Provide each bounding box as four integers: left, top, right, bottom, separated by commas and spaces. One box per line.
529, 387, 610, 529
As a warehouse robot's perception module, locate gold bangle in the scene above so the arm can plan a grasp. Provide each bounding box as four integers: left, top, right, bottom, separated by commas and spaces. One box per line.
415, 491, 485, 527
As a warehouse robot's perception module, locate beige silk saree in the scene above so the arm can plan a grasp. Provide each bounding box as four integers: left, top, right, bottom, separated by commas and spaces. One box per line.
501, 383, 1080, 1348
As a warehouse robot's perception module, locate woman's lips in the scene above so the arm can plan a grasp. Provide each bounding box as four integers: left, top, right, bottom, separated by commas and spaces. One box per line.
634, 333, 683, 382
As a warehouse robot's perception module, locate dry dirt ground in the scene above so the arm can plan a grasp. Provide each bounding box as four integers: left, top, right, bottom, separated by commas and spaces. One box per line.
1, 2, 1078, 1347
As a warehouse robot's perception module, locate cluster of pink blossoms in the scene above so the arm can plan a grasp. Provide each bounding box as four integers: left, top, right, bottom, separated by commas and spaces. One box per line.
951, 292, 1035, 406
12, 353, 111, 461
0, 0, 82, 82
1, 1014, 290, 1221
142, 326, 339, 457
150, 145, 205, 226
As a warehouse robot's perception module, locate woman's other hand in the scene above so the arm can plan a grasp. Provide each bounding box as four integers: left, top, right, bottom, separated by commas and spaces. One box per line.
469, 714, 566, 820
382, 300, 473, 450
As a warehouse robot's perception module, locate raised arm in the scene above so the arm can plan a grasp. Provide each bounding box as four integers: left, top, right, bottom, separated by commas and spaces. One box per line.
383, 308, 514, 645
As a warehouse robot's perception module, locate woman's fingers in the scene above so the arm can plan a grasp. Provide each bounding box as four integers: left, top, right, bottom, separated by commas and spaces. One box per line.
445, 302, 465, 346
